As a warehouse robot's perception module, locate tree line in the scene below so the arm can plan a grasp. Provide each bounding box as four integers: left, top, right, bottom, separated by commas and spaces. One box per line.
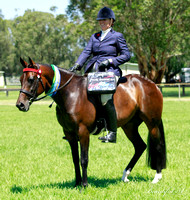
0, 0, 189, 83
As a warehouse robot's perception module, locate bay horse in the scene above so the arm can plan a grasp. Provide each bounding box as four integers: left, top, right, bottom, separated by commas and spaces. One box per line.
16, 57, 166, 187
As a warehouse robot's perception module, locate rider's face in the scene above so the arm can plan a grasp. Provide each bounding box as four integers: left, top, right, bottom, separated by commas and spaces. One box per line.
99, 19, 112, 31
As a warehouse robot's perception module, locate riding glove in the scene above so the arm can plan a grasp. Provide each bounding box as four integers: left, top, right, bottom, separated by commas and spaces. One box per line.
98, 60, 110, 71
70, 63, 80, 72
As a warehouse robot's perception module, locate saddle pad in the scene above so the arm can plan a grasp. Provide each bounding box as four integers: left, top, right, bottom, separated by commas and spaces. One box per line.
87, 72, 116, 94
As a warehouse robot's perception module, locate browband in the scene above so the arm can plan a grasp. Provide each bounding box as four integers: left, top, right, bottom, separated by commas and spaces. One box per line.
23, 68, 42, 78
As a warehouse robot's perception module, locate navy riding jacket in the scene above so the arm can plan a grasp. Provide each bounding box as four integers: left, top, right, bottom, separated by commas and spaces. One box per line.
76, 29, 131, 77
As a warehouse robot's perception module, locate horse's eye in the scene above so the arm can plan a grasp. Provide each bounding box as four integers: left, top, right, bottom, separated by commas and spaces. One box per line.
28, 77, 35, 84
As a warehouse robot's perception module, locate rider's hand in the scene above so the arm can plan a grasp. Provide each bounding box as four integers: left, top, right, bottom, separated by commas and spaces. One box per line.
98, 60, 110, 71
70, 63, 80, 72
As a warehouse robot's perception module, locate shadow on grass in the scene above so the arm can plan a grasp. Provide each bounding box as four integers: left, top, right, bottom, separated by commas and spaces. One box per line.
10, 180, 75, 194
10, 175, 151, 193
128, 175, 152, 182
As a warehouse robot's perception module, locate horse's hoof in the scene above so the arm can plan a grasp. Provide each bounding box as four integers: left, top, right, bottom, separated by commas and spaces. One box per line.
122, 177, 130, 182
82, 183, 88, 188
152, 173, 162, 184
122, 169, 130, 182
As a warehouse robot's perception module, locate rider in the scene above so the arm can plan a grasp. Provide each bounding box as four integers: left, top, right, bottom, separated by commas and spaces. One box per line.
70, 7, 131, 143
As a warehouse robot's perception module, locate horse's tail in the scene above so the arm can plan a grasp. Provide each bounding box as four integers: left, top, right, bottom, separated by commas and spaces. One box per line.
147, 119, 167, 170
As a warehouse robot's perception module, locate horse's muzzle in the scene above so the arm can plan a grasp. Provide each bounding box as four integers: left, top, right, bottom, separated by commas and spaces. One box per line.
16, 101, 30, 112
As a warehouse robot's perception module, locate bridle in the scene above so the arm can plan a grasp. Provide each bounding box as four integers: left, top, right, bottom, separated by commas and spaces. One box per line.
20, 65, 74, 103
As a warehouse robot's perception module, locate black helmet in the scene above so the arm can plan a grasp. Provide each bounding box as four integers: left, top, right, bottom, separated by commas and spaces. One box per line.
96, 7, 115, 21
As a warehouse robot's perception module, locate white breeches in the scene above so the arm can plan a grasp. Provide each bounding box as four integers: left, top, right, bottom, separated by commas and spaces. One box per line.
101, 94, 112, 105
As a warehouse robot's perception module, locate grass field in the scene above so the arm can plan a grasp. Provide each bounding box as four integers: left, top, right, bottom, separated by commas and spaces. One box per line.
0, 91, 190, 199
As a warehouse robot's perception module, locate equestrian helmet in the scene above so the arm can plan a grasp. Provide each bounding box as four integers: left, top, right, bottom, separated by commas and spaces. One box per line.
96, 7, 115, 21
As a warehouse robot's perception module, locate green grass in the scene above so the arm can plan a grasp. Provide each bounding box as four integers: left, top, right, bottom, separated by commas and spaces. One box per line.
0, 95, 190, 199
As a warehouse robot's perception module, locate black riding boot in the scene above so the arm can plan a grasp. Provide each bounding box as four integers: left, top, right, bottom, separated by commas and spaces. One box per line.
98, 99, 117, 143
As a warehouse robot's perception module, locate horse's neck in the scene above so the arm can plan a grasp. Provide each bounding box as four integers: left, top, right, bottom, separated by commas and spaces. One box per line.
40, 64, 54, 92
41, 64, 83, 100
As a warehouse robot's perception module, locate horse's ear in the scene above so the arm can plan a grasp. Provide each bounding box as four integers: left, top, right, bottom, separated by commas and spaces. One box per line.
28, 57, 35, 66
20, 57, 28, 68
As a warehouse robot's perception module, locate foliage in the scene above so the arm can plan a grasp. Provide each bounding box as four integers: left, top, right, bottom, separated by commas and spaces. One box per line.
11, 10, 78, 74
0, 17, 15, 74
165, 56, 185, 83
0, 99, 189, 199
0, 10, 80, 75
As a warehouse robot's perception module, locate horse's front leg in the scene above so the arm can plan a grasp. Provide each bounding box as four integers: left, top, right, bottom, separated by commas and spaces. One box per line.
79, 126, 90, 187
68, 137, 82, 187
56, 106, 82, 187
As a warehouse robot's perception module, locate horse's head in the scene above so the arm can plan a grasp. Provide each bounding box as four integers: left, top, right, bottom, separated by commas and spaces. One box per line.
16, 57, 45, 111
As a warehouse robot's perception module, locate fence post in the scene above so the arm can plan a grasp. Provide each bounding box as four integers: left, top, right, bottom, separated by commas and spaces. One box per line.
178, 84, 180, 100
182, 85, 185, 96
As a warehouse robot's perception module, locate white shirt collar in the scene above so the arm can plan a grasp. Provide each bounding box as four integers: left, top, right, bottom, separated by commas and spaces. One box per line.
101, 27, 112, 35
100, 28, 112, 41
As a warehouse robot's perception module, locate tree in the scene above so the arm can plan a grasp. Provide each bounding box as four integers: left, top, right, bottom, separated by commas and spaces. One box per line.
165, 55, 185, 83
118, 0, 190, 83
0, 16, 15, 74
11, 10, 78, 74
66, 0, 190, 83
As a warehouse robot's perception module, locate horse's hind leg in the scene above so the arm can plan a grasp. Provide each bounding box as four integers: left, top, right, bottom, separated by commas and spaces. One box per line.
147, 119, 166, 183
121, 121, 146, 182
